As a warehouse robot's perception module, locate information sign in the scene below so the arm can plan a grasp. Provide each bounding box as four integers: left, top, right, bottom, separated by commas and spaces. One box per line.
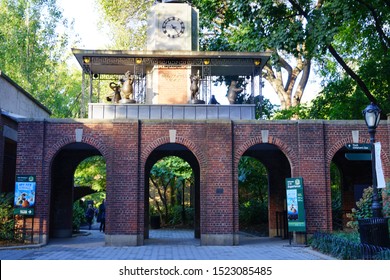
285, 177, 306, 232
345, 143, 371, 151
14, 175, 36, 216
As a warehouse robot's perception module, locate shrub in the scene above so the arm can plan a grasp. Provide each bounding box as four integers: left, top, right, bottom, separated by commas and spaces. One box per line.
346, 186, 373, 230
0, 193, 15, 241
239, 199, 268, 226
169, 205, 194, 227
310, 231, 390, 260
72, 201, 86, 232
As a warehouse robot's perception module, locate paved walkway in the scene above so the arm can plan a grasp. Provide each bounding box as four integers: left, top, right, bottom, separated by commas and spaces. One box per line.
0, 227, 334, 260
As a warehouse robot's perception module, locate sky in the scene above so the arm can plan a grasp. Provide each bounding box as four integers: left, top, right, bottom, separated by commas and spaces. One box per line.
58, 0, 109, 49
57, 0, 321, 106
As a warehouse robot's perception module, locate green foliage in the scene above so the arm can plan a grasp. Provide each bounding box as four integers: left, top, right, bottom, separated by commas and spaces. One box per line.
169, 205, 194, 227
193, 0, 313, 110
330, 163, 343, 230
238, 157, 268, 231
346, 187, 373, 230
238, 157, 268, 204
149, 156, 193, 226
310, 231, 390, 260
0, 0, 83, 118
74, 156, 106, 192
331, 184, 343, 230
273, 104, 311, 120
239, 199, 268, 226
383, 182, 390, 218
312, 0, 390, 114
0, 193, 15, 241
192, 0, 390, 116
72, 200, 86, 232
96, 0, 153, 50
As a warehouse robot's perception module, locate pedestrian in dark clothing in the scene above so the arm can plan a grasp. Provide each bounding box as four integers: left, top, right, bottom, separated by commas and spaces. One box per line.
85, 204, 95, 230
98, 199, 106, 232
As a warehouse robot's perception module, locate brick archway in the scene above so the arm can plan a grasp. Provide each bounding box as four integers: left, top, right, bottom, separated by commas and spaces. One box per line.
235, 135, 298, 172
141, 136, 205, 241
47, 139, 105, 238
234, 136, 295, 239
141, 136, 206, 166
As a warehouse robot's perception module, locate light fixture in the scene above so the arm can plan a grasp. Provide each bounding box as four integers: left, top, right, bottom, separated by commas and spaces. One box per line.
83, 56, 91, 64
254, 59, 261, 66
363, 102, 381, 130
362, 102, 382, 219
135, 57, 143, 64
357, 102, 390, 248
203, 59, 210, 65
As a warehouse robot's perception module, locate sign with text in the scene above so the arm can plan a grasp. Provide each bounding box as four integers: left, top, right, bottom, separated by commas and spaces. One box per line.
14, 175, 36, 215
345, 143, 371, 151
285, 177, 306, 232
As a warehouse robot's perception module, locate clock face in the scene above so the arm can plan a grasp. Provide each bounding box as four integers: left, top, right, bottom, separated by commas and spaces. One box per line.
162, 16, 185, 38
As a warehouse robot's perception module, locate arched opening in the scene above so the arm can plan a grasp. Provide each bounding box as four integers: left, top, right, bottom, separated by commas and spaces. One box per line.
73, 155, 106, 232
49, 142, 104, 239
240, 143, 291, 241
144, 143, 200, 244
331, 146, 372, 231
238, 156, 269, 236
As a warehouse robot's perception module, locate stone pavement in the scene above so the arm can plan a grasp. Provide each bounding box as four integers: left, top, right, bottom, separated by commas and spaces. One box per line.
0, 226, 334, 260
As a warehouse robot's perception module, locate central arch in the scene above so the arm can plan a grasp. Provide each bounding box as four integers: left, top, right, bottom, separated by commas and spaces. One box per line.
238, 143, 292, 241
144, 143, 201, 243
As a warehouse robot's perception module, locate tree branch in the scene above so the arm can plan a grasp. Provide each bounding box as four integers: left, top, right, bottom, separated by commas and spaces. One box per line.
279, 55, 293, 91
327, 44, 377, 104
357, 0, 389, 53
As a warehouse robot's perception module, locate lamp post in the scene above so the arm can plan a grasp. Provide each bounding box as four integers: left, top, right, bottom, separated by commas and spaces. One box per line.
362, 102, 382, 218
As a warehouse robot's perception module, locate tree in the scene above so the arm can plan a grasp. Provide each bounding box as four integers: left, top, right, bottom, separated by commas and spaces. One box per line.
293, 0, 389, 111
238, 156, 269, 231
96, 0, 153, 49
193, 0, 390, 117
149, 156, 193, 226
192, 0, 313, 110
74, 156, 107, 192
0, 0, 82, 117
308, 0, 390, 118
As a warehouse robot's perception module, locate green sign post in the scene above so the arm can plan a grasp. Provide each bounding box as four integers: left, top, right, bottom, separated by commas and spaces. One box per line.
14, 175, 36, 216
285, 177, 306, 232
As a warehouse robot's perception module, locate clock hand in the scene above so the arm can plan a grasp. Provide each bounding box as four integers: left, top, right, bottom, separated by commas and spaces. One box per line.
170, 24, 181, 34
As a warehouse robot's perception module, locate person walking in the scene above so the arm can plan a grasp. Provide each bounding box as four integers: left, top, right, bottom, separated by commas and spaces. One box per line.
85, 204, 95, 230
98, 199, 106, 232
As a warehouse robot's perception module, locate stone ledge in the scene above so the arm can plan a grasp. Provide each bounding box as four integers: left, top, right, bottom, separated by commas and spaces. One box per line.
88, 103, 256, 121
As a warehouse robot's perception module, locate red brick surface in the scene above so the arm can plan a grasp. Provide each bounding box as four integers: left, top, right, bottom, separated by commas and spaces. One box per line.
13, 119, 390, 243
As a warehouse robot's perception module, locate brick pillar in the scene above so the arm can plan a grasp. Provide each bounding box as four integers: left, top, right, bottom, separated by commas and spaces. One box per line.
105, 121, 142, 246
201, 120, 235, 245
297, 121, 330, 240
16, 121, 47, 244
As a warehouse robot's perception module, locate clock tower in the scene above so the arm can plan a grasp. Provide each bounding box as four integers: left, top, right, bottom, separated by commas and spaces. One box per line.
146, 1, 199, 104
147, 1, 199, 51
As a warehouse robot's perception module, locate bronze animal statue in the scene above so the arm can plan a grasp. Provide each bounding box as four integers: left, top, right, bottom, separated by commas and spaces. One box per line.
120, 71, 135, 101
227, 80, 243, 104
190, 74, 200, 101
106, 82, 121, 103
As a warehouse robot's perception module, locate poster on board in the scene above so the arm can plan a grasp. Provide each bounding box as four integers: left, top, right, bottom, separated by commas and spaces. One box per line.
14, 175, 36, 215
285, 177, 306, 232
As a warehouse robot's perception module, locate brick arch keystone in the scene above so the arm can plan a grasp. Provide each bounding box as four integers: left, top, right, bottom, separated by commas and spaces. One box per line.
235, 135, 298, 171
141, 136, 206, 166
45, 135, 109, 166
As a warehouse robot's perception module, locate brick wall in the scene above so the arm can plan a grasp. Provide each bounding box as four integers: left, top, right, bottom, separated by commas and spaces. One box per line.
14, 118, 389, 245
